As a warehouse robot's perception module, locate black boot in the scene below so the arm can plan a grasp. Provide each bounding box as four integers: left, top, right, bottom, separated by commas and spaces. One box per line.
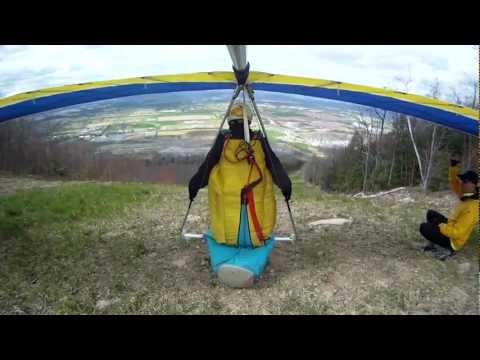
423, 244, 436, 252
434, 249, 456, 261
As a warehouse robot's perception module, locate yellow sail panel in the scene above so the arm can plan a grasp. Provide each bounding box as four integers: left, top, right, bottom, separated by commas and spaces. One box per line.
0, 72, 236, 108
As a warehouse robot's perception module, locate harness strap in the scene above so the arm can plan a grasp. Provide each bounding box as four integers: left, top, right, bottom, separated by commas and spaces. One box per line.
246, 190, 265, 242
241, 150, 265, 243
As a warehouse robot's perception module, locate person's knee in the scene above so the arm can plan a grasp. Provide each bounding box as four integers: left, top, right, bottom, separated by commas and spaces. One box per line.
419, 222, 430, 237
426, 209, 436, 223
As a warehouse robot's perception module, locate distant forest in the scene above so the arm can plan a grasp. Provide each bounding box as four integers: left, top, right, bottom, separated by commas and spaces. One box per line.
0, 116, 304, 185
304, 112, 477, 193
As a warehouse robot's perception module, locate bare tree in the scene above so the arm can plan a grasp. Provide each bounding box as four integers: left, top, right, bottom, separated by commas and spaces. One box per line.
392, 75, 448, 192
372, 108, 388, 175
405, 115, 426, 187
420, 78, 446, 191
449, 87, 463, 105
394, 73, 428, 190
354, 113, 374, 192
469, 77, 478, 109
387, 139, 397, 187
423, 126, 438, 190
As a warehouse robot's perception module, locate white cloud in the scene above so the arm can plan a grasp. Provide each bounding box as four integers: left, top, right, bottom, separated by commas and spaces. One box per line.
0, 45, 477, 101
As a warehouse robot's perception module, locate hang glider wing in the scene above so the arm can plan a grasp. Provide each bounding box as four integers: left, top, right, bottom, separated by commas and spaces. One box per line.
0, 71, 477, 135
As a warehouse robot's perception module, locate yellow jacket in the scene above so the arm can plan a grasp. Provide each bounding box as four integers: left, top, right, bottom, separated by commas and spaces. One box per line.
439, 165, 479, 250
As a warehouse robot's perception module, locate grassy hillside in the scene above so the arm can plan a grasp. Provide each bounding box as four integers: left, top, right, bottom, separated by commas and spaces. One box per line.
0, 174, 477, 314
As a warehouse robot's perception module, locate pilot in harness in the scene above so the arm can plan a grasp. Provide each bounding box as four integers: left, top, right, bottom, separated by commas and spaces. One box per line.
181, 59, 297, 288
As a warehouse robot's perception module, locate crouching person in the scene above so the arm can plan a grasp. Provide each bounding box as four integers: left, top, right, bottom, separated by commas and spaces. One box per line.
188, 103, 291, 287
420, 158, 479, 258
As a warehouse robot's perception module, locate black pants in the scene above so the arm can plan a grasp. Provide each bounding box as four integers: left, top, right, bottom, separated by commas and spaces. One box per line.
419, 210, 453, 251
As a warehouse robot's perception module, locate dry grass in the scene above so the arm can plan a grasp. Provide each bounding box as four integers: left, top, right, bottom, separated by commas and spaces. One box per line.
0, 175, 477, 315
0, 171, 89, 196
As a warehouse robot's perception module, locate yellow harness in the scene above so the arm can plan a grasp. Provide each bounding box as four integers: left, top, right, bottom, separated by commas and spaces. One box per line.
208, 133, 276, 247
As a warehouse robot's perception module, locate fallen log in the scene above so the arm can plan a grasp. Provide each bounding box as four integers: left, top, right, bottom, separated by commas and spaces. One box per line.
353, 187, 406, 199
308, 218, 353, 226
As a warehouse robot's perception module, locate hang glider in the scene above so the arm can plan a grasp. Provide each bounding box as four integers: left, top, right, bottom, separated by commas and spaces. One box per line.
0, 71, 477, 136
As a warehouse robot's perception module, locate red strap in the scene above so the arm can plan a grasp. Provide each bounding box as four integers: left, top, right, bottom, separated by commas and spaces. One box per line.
246, 190, 265, 242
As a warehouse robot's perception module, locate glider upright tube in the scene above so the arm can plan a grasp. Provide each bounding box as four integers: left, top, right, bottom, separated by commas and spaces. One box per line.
227, 45, 247, 72
227, 45, 250, 85
227, 45, 250, 142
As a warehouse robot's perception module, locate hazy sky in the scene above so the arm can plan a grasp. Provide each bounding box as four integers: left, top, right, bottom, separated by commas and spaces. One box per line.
0, 45, 477, 101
